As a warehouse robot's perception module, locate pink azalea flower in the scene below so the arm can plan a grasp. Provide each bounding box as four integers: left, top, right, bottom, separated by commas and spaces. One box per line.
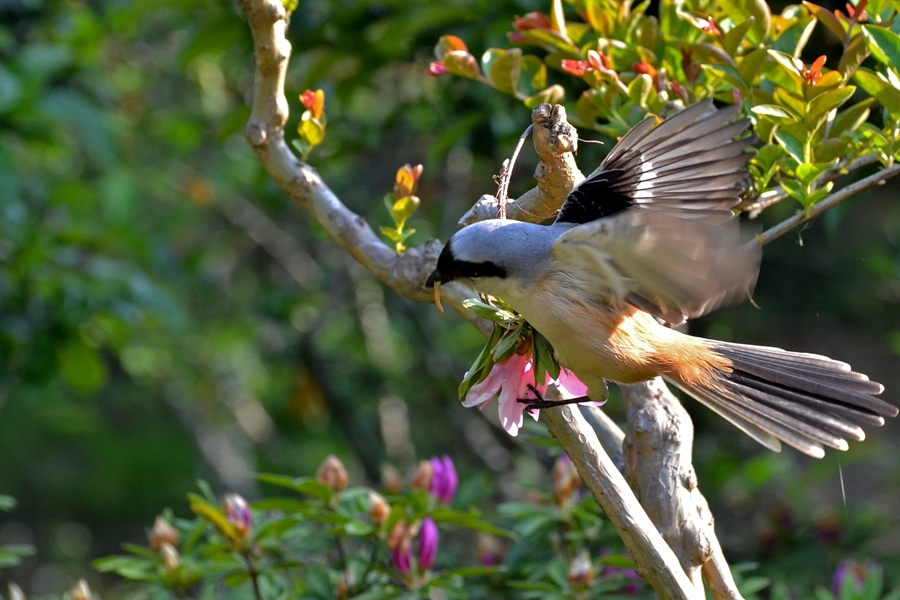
463, 354, 594, 436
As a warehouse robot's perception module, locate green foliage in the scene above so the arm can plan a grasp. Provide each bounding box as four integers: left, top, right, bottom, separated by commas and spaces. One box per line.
93, 458, 648, 599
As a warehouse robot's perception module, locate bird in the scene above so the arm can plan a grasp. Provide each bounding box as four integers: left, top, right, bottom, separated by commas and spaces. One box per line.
426, 99, 897, 458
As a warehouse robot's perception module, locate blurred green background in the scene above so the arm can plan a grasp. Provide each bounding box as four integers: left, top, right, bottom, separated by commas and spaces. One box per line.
0, 0, 898, 594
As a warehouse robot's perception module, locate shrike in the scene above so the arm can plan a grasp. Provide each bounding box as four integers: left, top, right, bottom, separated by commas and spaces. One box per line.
426, 100, 896, 458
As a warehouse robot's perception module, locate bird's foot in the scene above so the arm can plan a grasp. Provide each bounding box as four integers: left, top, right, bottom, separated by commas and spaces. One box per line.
518, 384, 590, 415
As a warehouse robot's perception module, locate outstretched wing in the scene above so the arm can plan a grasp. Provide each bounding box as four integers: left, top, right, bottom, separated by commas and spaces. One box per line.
552, 101, 760, 324
551, 210, 760, 324
556, 99, 756, 225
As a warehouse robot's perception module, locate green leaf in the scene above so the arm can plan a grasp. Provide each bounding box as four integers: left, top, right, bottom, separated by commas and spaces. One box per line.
829, 98, 874, 137
391, 195, 420, 225
0, 495, 15, 511
719, 0, 771, 44
519, 55, 547, 96
298, 114, 325, 146
853, 68, 900, 117
459, 325, 503, 400
863, 25, 900, 67
803, 2, 846, 40
724, 17, 755, 56
628, 74, 652, 107
443, 50, 481, 79
379, 226, 403, 243
461, 299, 519, 323
703, 63, 748, 93
492, 329, 522, 363
780, 178, 806, 202
774, 129, 805, 163
808, 85, 855, 126
688, 42, 737, 67
815, 138, 848, 162
773, 17, 816, 58
525, 85, 565, 109
795, 162, 834, 186
533, 331, 560, 381
255, 474, 333, 502
738, 48, 769, 85
483, 48, 522, 95
752, 104, 800, 131
519, 29, 578, 53
772, 87, 806, 119
768, 49, 805, 89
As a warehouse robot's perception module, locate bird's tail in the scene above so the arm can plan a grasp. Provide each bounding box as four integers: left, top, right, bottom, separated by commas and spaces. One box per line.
665, 340, 896, 458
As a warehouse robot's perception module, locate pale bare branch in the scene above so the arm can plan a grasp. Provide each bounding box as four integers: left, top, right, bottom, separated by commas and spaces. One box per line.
543, 406, 701, 599
622, 379, 743, 599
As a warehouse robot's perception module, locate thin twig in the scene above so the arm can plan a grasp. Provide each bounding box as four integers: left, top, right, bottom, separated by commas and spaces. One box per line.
753, 163, 900, 247
739, 153, 881, 216
496, 124, 534, 219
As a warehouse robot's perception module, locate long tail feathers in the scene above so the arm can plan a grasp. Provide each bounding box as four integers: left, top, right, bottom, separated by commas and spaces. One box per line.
666, 341, 896, 458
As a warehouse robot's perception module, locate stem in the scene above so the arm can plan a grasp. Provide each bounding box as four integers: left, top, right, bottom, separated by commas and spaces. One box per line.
752, 163, 900, 247
243, 552, 264, 600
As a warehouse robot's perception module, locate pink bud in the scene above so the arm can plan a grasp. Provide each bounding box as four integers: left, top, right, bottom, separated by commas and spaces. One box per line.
427, 61, 450, 77
418, 517, 439, 570
223, 493, 253, 538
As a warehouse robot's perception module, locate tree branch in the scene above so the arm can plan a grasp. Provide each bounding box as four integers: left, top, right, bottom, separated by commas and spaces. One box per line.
622, 379, 743, 599
752, 163, 900, 247
543, 406, 700, 599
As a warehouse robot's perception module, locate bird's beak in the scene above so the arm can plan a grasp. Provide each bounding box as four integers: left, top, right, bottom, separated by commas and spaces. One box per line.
425, 270, 445, 313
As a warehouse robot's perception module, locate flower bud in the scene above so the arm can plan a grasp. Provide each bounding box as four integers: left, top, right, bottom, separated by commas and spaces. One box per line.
410, 460, 433, 492
368, 491, 390, 525
567, 550, 594, 590
552, 453, 581, 505
68, 580, 93, 600
316, 454, 349, 492
417, 517, 439, 570
149, 516, 179, 552
381, 463, 403, 494
429, 455, 458, 504
223, 493, 253, 538
833, 559, 882, 596
159, 542, 180, 572
388, 519, 406, 550
476, 533, 503, 566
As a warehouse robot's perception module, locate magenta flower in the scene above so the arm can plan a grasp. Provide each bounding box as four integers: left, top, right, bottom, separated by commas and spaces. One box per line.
429, 455, 458, 504
463, 353, 593, 436
418, 517, 439, 570
392, 544, 411, 575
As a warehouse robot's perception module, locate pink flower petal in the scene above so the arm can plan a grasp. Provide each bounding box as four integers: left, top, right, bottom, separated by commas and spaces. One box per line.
463, 362, 511, 407
555, 369, 589, 399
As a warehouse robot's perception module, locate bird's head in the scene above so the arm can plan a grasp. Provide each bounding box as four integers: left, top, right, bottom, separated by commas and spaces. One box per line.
425, 219, 555, 307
